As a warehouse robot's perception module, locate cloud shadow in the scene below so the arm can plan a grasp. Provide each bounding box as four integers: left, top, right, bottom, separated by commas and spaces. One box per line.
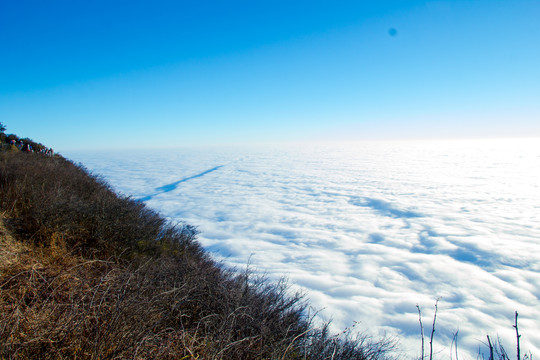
139, 165, 223, 201
411, 226, 493, 267
350, 197, 423, 219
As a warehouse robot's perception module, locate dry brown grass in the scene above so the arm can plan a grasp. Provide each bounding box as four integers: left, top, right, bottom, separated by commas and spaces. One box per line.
0, 152, 396, 359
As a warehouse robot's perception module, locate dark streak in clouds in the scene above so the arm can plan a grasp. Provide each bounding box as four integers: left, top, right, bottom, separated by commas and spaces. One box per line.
139, 165, 224, 201
349, 196, 423, 218
410, 226, 492, 267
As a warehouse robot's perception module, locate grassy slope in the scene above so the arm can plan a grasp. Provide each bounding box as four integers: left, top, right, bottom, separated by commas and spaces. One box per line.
0, 151, 394, 359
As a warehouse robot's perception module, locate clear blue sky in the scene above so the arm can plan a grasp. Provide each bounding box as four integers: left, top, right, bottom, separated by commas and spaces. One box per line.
1, 0, 539, 150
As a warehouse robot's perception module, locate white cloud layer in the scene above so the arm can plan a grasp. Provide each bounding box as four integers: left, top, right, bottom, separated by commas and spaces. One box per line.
66, 138, 540, 359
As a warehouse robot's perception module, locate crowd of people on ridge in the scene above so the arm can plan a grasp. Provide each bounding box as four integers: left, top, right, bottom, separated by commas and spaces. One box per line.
0, 122, 54, 156
2, 139, 54, 156
5, 139, 54, 156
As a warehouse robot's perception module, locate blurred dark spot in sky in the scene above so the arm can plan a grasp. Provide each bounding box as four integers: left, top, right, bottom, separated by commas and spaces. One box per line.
388, 28, 398, 37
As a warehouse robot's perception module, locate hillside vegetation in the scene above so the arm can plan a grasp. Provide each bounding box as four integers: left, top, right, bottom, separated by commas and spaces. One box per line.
0, 134, 394, 358
1, 124, 531, 360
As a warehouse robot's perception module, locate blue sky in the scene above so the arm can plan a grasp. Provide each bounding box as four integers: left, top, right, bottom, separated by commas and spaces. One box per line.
1, 0, 539, 150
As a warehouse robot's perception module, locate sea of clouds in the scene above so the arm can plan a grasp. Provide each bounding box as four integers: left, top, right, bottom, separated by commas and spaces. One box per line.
65, 138, 540, 359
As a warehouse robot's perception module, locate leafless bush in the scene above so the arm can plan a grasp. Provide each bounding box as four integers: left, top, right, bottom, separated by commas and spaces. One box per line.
302, 322, 398, 360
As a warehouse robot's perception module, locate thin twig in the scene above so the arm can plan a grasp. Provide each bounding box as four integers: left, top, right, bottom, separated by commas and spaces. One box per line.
451, 330, 459, 360
514, 311, 521, 360
429, 298, 439, 360
281, 328, 312, 360
417, 304, 425, 360
487, 335, 494, 360
455, 330, 459, 360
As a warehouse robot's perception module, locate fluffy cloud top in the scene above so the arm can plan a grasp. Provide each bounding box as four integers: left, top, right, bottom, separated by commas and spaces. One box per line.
66, 138, 540, 359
